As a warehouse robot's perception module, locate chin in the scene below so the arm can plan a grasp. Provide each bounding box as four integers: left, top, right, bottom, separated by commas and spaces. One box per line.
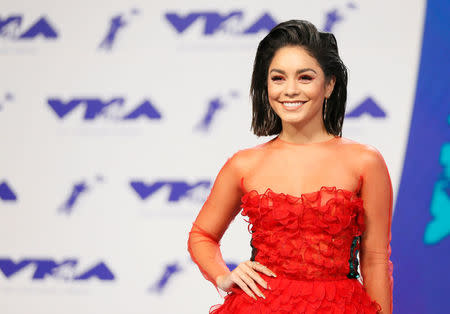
278, 114, 305, 124
275, 107, 303, 117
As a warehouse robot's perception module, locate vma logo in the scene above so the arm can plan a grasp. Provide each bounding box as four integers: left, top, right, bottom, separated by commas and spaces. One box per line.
149, 258, 237, 294
47, 97, 162, 121
0, 181, 17, 201
165, 11, 277, 35
58, 176, 104, 215
98, 8, 140, 51
346, 97, 387, 118
0, 258, 115, 281
131, 180, 210, 202
322, 2, 357, 32
0, 15, 58, 40
195, 91, 239, 132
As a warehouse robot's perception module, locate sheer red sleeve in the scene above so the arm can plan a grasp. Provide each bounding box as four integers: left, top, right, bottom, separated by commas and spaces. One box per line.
187, 152, 244, 290
359, 146, 394, 314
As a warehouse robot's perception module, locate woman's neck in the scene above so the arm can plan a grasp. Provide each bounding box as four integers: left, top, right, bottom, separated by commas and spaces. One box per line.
278, 121, 333, 145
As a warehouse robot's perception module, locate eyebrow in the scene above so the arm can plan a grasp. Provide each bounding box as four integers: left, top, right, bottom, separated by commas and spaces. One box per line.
269, 68, 317, 75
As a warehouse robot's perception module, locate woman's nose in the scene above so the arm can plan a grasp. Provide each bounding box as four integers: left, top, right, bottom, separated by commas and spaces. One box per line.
284, 79, 300, 97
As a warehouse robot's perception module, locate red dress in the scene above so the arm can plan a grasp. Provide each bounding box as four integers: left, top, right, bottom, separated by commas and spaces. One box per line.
188, 136, 393, 313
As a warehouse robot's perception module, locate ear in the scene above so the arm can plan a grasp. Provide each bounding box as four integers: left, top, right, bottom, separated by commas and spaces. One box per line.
325, 75, 336, 98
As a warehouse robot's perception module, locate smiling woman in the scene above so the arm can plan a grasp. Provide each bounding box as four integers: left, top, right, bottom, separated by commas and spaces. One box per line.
267, 46, 336, 130
188, 19, 393, 314
268, 64, 318, 111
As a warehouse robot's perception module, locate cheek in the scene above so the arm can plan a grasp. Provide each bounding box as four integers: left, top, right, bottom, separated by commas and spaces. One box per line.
304, 82, 325, 98
267, 82, 282, 99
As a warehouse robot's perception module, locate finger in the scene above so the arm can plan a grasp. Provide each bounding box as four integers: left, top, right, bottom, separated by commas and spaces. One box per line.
241, 263, 268, 289
252, 261, 277, 277
232, 274, 257, 300
239, 271, 266, 299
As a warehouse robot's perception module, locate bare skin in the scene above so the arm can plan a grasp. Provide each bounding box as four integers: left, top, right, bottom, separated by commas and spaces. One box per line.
267, 45, 336, 144
215, 261, 276, 300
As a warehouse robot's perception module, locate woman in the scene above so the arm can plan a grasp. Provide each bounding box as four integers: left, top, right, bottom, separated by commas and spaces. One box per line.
188, 20, 393, 314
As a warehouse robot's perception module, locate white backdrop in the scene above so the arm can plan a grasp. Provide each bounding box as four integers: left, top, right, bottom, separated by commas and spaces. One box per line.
0, 0, 425, 313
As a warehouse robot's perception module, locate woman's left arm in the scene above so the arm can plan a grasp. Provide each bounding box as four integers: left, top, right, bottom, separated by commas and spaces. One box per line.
359, 146, 394, 314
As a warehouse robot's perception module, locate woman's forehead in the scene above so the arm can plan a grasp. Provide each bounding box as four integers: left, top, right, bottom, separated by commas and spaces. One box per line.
269, 46, 322, 72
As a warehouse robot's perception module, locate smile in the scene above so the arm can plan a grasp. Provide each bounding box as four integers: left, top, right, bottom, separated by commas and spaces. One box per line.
281, 101, 307, 110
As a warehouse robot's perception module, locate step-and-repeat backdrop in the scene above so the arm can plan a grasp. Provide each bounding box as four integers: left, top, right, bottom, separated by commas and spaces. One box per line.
1, 0, 448, 313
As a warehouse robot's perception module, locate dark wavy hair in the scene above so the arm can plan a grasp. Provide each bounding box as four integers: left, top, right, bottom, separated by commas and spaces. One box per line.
250, 19, 348, 137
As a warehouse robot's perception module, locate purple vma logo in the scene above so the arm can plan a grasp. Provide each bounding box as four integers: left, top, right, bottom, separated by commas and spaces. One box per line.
0, 181, 17, 201
149, 259, 238, 294
0, 15, 58, 40
0, 258, 114, 281
346, 97, 387, 118
195, 92, 238, 132
98, 8, 140, 51
131, 180, 210, 202
165, 11, 277, 35
47, 97, 162, 121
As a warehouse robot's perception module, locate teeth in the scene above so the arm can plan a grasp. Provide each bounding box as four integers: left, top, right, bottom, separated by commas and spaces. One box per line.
283, 102, 305, 107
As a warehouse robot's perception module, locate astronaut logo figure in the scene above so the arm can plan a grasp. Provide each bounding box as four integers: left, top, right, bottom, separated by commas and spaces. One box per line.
98, 9, 139, 51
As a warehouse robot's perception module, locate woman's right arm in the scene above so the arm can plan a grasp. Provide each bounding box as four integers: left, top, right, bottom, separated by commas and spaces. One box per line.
187, 152, 275, 299
187, 152, 244, 288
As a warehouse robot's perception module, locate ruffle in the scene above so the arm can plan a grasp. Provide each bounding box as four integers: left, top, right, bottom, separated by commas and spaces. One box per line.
210, 274, 382, 314
240, 186, 366, 280
241, 186, 365, 235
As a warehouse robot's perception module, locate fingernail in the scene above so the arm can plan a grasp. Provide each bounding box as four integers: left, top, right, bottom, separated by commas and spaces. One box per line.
267, 284, 272, 290
261, 293, 266, 299
272, 273, 277, 277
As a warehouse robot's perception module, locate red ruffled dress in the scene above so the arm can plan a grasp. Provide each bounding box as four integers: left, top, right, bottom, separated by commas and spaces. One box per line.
188, 136, 393, 314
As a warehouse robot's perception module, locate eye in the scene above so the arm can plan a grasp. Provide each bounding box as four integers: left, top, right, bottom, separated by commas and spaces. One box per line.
299, 75, 313, 81
271, 76, 284, 81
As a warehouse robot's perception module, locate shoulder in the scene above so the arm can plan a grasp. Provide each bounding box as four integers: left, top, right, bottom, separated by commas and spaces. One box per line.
337, 136, 382, 155
227, 139, 270, 171
337, 136, 388, 170
341, 137, 388, 171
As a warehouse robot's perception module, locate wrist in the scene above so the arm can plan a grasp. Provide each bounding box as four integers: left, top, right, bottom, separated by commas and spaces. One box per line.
215, 275, 222, 286
215, 271, 230, 287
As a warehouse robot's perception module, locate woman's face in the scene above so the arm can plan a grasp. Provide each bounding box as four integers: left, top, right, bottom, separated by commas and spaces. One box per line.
267, 45, 335, 127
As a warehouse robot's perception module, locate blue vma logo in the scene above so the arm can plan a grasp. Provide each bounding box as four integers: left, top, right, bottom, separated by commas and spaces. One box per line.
322, 2, 357, 32
131, 180, 210, 202
98, 8, 140, 51
0, 15, 58, 40
165, 3, 357, 36
346, 96, 387, 118
149, 259, 237, 294
194, 92, 238, 132
58, 176, 104, 215
0, 181, 17, 201
424, 115, 450, 245
0, 258, 114, 281
165, 11, 277, 35
47, 97, 162, 121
